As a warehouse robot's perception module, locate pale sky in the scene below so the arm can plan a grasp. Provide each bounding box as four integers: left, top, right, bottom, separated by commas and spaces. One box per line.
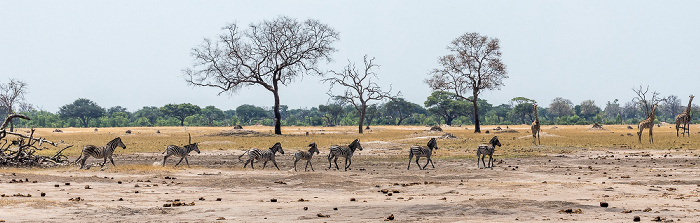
2, 0, 699, 113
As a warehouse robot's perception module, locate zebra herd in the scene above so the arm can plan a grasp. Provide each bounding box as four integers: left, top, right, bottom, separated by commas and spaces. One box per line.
74, 135, 504, 171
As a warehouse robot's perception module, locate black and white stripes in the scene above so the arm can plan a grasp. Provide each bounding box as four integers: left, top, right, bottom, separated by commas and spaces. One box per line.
328, 139, 362, 171
75, 137, 127, 169
407, 138, 438, 170
293, 142, 320, 171
162, 143, 200, 167
477, 136, 501, 169
239, 142, 285, 170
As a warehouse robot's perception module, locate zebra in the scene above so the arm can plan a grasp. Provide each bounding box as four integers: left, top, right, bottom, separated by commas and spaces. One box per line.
407, 138, 438, 170
238, 142, 284, 170
75, 137, 127, 169
293, 142, 320, 172
476, 136, 502, 169
327, 139, 362, 171
162, 133, 200, 167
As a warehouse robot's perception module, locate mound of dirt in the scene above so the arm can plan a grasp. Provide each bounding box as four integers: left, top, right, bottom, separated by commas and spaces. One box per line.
498, 129, 519, 133
440, 133, 458, 139
430, 126, 443, 132
207, 129, 271, 137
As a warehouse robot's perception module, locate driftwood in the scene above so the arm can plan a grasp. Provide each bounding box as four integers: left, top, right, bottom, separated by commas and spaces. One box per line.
0, 114, 72, 167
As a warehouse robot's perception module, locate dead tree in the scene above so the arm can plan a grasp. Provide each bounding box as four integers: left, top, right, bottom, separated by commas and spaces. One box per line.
0, 114, 72, 167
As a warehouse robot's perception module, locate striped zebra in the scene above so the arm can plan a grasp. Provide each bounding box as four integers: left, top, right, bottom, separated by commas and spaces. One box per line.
293, 142, 320, 172
407, 138, 438, 170
477, 136, 502, 169
162, 133, 200, 167
327, 139, 362, 171
75, 137, 127, 169
238, 142, 284, 170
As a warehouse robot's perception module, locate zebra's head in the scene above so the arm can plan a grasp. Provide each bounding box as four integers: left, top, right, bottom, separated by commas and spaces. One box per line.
272, 142, 284, 155
308, 142, 319, 154
349, 139, 362, 151
427, 138, 438, 150
188, 143, 200, 154
111, 137, 127, 149
489, 136, 502, 147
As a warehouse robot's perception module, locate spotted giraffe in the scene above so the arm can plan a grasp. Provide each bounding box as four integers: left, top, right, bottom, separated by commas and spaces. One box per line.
531, 104, 541, 145
675, 95, 694, 137
638, 104, 658, 143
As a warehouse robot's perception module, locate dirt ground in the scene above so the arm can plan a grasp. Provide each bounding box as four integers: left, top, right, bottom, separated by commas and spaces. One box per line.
1, 147, 699, 222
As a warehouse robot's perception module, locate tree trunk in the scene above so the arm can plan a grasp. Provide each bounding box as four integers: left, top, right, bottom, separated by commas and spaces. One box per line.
273, 91, 282, 135
358, 104, 366, 134
472, 94, 481, 133
445, 116, 453, 126
180, 118, 185, 126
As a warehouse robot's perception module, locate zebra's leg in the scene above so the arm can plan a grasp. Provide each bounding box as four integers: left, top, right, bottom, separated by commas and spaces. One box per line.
481, 155, 487, 169
430, 157, 435, 168
488, 154, 493, 168
407, 153, 413, 170
262, 161, 268, 169
294, 159, 298, 171
175, 157, 185, 167
109, 156, 117, 167
422, 157, 430, 170
163, 154, 170, 167
185, 157, 190, 167
327, 154, 333, 170
308, 160, 314, 171
344, 157, 350, 171
272, 159, 280, 170
333, 157, 340, 170
79, 157, 87, 169
425, 157, 435, 169
416, 157, 422, 170
101, 157, 108, 168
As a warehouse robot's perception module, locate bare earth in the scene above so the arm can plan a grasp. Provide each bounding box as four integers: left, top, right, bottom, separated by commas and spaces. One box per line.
1, 148, 699, 222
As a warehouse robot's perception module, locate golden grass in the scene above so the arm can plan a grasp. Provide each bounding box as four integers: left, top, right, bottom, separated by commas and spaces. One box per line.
8, 124, 699, 159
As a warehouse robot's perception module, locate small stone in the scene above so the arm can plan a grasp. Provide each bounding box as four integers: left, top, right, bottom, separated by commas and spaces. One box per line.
64, 183, 70, 186
270, 198, 277, 202
216, 217, 226, 220
216, 198, 222, 201
350, 198, 356, 201
118, 198, 123, 201
633, 216, 641, 222
600, 202, 608, 207
385, 214, 394, 221
333, 207, 338, 211
40, 192, 46, 197
163, 203, 171, 207
199, 197, 205, 201
84, 185, 91, 189
317, 213, 329, 218
303, 207, 308, 211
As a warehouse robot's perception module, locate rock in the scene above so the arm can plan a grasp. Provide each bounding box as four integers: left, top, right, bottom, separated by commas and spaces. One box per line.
633, 216, 640, 222
125, 130, 132, 134
385, 214, 394, 221
430, 126, 442, 132
270, 198, 277, 202
216, 217, 226, 220
600, 202, 608, 207
234, 125, 243, 129
317, 213, 330, 218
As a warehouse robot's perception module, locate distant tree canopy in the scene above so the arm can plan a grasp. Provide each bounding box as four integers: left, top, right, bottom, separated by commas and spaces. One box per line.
424, 91, 468, 126
58, 98, 105, 128
160, 103, 201, 126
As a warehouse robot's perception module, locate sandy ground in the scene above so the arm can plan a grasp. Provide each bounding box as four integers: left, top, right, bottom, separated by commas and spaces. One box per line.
1, 148, 699, 222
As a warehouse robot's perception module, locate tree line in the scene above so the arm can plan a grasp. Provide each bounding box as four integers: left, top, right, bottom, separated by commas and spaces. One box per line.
4, 92, 698, 129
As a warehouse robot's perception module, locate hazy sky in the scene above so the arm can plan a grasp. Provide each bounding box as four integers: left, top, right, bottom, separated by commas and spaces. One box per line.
2, 0, 699, 113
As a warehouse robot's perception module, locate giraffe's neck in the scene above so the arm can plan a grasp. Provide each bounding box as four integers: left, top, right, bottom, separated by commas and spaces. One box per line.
534, 105, 539, 123
685, 98, 694, 115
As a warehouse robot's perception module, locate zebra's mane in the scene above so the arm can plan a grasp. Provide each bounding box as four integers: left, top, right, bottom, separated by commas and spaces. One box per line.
107, 137, 123, 147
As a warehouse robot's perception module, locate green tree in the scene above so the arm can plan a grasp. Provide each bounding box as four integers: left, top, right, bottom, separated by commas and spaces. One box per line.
236, 104, 268, 125
159, 103, 201, 126
58, 98, 105, 128
319, 104, 344, 126
424, 91, 468, 126
134, 106, 162, 125
510, 97, 536, 124
201, 106, 225, 126
579, 100, 601, 121
385, 98, 426, 125
547, 97, 574, 121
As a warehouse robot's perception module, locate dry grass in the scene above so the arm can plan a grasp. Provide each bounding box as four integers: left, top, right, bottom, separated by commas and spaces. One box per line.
9, 124, 699, 160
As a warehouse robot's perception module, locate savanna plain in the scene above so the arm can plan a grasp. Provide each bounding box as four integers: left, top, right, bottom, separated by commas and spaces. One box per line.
1, 125, 699, 222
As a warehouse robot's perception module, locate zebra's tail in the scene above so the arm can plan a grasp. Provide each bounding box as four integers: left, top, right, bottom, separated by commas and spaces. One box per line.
237, 150, 249, 162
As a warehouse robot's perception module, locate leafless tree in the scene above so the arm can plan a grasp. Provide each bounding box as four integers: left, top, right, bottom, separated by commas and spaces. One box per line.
632, 85, 667, 117
323, 55, 397, 134
425, 32, 508, 133
184, 16, 340, 135
0, 79, 29, 132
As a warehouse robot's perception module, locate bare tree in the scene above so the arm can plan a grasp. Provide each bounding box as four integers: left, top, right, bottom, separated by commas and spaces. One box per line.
632, 85, 667, 117
184, 16, 340, 135
323, 55, 397, 134
425, 32, 508, 133
0, 79, 29, 132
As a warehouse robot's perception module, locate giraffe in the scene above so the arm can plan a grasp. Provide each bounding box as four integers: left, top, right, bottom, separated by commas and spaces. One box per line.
531, 104, 541, 145
638, 104, 658, 144
675, 95, 694, 137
